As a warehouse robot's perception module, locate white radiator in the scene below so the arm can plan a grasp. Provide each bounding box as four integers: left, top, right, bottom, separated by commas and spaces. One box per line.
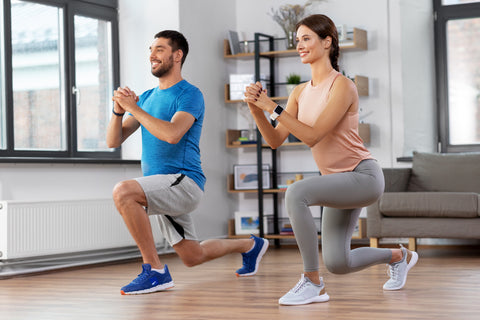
0, 199, 158, 260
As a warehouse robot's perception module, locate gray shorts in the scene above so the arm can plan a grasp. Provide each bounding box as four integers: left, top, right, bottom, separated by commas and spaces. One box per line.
134, 173, 203, 246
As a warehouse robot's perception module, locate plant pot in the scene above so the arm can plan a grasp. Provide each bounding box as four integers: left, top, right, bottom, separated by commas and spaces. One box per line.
286, 84, 296, 96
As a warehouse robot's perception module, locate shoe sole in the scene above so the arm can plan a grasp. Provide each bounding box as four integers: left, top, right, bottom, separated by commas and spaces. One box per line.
120, 281, 175, 295
383, 251, 419, 291
279, 293, 330, 306
236, 239, 269, 277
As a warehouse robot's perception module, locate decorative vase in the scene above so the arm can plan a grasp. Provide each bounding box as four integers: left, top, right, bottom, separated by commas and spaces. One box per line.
286, 31, 296, 49
286, 84, 296, 96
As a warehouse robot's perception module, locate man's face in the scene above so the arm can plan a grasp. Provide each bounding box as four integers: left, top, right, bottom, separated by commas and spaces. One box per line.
149, 37, 175, 78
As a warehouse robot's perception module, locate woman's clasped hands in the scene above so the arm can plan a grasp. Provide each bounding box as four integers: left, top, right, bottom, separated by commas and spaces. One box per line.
243, 81, 277, 114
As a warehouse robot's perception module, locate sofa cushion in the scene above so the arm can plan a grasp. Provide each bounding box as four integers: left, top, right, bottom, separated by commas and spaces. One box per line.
379, 192, 479, 218
407, 151, 480, 193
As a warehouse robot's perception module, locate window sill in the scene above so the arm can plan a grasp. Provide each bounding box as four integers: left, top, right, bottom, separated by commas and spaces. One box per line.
0, 157, 140, 164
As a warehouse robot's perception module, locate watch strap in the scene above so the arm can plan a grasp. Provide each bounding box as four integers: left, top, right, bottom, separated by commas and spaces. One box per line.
270, 105, 284, 121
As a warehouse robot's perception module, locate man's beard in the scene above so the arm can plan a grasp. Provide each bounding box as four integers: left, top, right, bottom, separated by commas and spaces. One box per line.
151, 55, 174, 78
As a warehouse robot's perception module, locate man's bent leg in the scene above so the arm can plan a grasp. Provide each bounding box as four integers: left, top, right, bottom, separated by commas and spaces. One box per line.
173, 236, 269, 277
173, 238, 254, 267
113, 179, 163, 269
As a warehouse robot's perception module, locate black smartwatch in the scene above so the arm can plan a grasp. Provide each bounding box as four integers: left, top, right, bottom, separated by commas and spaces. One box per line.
270, 105, 284, 120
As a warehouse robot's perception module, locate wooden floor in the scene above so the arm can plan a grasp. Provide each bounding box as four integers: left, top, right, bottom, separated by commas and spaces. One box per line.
1, 245, 480, 320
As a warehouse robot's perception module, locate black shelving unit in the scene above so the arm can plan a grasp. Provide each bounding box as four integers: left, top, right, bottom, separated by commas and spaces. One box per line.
254, 33, 280, 245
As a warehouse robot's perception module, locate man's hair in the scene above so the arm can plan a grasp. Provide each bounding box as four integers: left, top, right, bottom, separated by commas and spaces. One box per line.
154, 30, 189, 66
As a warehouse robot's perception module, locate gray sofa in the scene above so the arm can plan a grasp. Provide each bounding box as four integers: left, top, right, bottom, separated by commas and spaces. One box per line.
367, 151, 480, 251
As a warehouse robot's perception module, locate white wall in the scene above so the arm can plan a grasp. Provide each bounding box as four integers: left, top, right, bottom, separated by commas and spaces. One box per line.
0, 0, 436, 240
178, 0, 237, 239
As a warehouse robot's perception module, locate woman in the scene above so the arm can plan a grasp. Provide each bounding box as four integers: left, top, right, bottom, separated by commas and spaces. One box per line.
244, 14, 418, 306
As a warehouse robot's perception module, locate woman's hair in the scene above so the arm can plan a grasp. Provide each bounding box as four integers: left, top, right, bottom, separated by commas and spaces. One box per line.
295, 14, 339, 71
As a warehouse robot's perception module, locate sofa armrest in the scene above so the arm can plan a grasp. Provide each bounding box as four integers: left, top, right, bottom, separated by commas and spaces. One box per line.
367, 168, 411, 238
383, 168, 411, 192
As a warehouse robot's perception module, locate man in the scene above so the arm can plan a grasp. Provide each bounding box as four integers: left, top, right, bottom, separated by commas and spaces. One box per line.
106, 30, 268, 295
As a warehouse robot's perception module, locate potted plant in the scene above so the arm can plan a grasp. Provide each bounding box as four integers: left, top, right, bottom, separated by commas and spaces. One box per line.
286, 73, 301, 96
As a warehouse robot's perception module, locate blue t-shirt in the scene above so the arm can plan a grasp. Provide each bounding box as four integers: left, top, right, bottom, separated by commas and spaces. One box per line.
136, 80, 206, 191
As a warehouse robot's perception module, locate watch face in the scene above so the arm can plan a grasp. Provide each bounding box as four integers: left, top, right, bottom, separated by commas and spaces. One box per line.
275, 105, 283, 114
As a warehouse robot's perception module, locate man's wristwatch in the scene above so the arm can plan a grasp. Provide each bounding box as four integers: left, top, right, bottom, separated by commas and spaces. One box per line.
270, 105, 284, 121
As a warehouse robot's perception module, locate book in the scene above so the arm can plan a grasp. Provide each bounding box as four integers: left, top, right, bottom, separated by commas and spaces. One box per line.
228, 30, 241, 55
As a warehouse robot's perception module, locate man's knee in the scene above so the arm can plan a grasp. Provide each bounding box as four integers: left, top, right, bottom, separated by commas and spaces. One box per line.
112, 180, 145, 208
112, 180, 141, 200
180, 255, 203, 268
112, 180, 129, 201
174, 240, 205, 267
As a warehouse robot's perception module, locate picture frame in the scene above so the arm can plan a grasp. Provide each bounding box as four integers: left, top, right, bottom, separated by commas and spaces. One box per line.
234, 164, 271, 190
234, 211, 270, 235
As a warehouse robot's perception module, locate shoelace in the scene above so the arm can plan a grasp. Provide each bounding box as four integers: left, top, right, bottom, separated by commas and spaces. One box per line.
387, 262, 400, 281
133, 269, 150, 283
387, 244, 406, 281
290, 278, 308, 293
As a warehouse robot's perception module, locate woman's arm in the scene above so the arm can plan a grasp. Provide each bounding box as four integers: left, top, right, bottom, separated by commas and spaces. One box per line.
244, 83, 302, 149
245, 76, 357, 148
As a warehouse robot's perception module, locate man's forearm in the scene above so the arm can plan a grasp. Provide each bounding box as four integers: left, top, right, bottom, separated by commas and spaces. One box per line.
106, 114, 125, 148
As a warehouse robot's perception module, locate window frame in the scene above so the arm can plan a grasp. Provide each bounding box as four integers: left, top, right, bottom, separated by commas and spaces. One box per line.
0, 0, 128, 163
434, 0, 480, 153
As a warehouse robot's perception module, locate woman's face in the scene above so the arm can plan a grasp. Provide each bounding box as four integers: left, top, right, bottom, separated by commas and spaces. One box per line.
296, 25, 331, 65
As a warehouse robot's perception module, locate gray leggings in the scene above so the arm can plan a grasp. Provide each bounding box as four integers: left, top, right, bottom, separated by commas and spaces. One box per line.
285, 159, 392, 273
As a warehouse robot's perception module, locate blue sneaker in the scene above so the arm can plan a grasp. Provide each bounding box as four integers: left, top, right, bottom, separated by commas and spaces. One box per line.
121, 264, 174, 295
236, 235, 269, 277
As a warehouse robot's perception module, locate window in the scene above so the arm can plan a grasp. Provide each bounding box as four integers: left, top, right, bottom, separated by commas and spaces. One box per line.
0, 1, 5, 150
0, 0, 120, 160
434, 0, 480, 152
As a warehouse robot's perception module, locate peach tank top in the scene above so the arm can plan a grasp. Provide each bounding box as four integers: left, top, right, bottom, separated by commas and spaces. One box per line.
297, 70, 372, 175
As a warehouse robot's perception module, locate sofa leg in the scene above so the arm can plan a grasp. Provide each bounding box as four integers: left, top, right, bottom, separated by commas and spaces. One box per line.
408, 238, 417, 252
370, 238, 379, 248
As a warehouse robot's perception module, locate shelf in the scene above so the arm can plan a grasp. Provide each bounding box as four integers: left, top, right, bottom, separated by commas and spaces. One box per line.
227, 174, 286, 194
227, 218, 366, 240
354, 75, 369, 96
223, 28, 367, 59
226, 129, 306, 149
224, 84, 288, 104
339, 28, 368, 50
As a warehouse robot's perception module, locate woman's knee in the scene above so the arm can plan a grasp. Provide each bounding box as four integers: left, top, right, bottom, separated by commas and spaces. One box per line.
285, 182, 307, 212
323, 254, 351, 274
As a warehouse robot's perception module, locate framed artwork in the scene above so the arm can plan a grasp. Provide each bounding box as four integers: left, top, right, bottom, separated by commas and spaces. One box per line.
235, 211, 259, 235
234, 212, 270, 235
234, 164, 271, 190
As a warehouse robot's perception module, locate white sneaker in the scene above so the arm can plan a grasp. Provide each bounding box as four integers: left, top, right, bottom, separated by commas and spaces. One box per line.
278, 274, 330, 306
383, 245, 418, 291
